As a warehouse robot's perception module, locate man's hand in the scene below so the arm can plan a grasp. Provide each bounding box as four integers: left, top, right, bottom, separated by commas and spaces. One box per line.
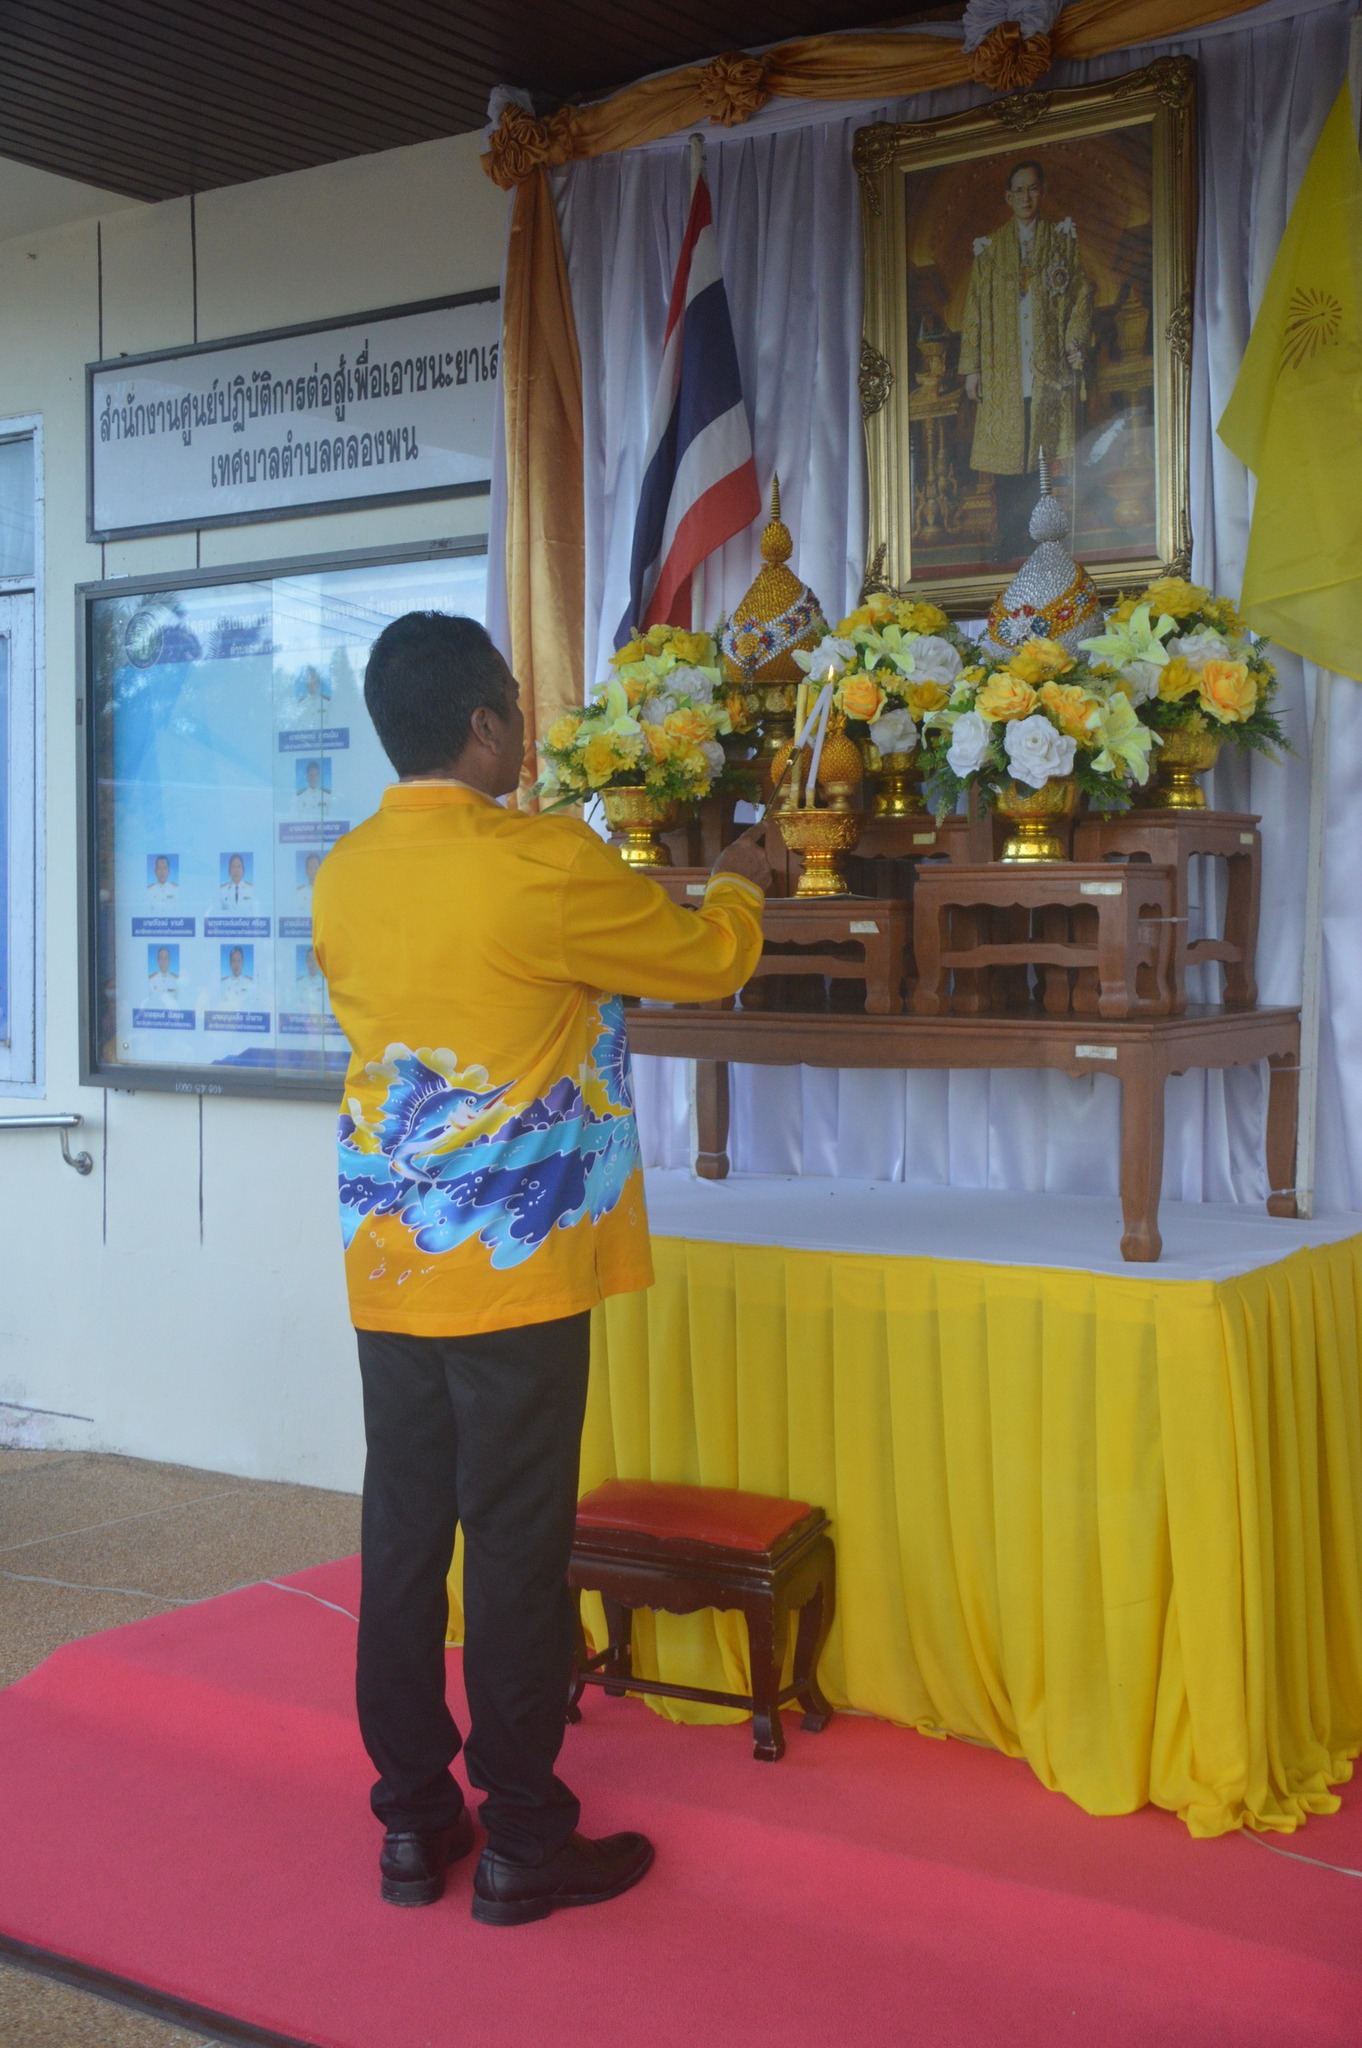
711, 822, 774, 894
965, 373, 982, 402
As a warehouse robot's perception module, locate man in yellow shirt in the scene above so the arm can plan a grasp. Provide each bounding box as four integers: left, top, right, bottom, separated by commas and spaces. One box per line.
313, 612, 768, 1927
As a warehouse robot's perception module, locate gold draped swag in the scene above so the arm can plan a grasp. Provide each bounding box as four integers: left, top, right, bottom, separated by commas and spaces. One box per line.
482, 0, 1271, 748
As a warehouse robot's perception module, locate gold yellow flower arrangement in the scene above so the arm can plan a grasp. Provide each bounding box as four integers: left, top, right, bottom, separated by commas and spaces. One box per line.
919, 636, 1156, 820
1081, 579, 1284, 757
535, 623, 732, 807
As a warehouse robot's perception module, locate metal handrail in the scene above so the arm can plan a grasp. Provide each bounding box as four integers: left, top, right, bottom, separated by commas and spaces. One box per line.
0, 1113, 94, 1175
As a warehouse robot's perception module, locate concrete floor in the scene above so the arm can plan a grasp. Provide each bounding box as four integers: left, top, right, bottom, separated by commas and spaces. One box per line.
0, 1445, 361, 2047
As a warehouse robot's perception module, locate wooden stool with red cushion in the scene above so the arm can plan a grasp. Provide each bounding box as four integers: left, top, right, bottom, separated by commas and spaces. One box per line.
567, 1479, 836, 1762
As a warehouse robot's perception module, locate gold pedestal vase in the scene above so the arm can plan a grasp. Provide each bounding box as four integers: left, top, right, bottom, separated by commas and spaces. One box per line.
862, 742, 927, 817
601, 786, 681, 869
995, 778, 1078, 863
1143, 726, 1221, 811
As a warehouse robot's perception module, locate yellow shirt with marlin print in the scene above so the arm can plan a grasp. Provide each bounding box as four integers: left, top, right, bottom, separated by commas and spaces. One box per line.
311, 782, 764, 1338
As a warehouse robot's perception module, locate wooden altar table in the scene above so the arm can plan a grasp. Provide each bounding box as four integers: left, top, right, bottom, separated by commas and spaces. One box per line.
624, 1004, 1301, 1262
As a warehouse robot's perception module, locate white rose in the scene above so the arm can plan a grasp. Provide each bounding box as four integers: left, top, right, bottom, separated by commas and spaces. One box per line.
794, 634, 856, 679
1120, 659, 1163, 706
1004, 714, 1078, 791
946, 710, 992, 779
904, 635, 963, 688
668, 663, 717, 701
1057, 216, 1077, 241
869, 707, 918, 755
640, 693, 677, 725
700, 740, 726, 775
1168, 629, 1228, 671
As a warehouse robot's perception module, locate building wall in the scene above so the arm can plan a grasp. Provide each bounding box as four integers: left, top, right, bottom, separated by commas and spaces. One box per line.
0, 134, 508, 1488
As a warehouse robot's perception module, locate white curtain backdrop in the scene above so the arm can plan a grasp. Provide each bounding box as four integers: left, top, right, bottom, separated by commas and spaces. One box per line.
535, 0, 1361, 1212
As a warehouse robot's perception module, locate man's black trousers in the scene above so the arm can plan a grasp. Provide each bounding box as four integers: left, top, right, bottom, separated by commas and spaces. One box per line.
355, 1313, 591, 1865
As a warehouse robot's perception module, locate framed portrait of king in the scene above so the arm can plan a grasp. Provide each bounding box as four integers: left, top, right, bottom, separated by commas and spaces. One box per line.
856, 58, 1196, 614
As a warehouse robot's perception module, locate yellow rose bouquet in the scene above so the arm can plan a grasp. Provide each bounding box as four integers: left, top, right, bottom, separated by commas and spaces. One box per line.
791, 597, 977, 764
1080, 579, 1285, 759
918, 636, 1156, 821
535, 624, 732, 809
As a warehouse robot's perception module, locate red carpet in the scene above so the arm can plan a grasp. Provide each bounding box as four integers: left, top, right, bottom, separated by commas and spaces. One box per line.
0, 1558, 1358, 2048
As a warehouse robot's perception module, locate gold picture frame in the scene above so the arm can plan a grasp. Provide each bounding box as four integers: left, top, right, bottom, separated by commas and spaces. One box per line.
856, 57, 1196, 615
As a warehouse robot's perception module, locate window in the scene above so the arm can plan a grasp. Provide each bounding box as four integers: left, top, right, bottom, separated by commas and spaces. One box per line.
0, 425, 40, 1094
80, 539, 487, 1100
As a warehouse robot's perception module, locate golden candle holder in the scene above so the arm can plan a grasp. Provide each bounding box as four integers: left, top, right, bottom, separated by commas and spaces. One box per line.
995, 778, 1078, 863
1141, 726, 1221, 811
776, 803, 865, 897
601, 786, 681, 868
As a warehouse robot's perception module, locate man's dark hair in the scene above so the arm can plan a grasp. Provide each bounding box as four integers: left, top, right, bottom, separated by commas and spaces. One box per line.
1007, 159, 1045, 191
364, 612, 508, 776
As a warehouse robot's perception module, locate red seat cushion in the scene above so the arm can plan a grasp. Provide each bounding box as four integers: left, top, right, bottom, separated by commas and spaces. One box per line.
575, 1479, 815, 1554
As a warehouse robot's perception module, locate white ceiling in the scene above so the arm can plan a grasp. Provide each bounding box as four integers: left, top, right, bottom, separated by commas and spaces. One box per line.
0, 153, 143, 245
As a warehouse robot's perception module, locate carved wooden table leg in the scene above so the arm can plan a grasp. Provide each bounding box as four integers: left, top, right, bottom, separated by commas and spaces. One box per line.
950, 905, 990, 1016
1224, 847, 1261, 1007
1098, 894, 1136, 1020
911, 891, 948, 1015
693, 1059, 731, 1180
1039, 903, 1072, 1016
1119, 1047, 1165, 1262
1266, 1047, 1300, 1217
863, 924, 904, 1017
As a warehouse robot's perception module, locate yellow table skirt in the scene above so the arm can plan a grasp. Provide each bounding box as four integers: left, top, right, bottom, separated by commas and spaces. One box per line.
449, 1232, 1362, 1838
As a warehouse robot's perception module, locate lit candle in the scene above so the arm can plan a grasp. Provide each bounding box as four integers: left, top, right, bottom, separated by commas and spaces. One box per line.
807, 678, 834, 804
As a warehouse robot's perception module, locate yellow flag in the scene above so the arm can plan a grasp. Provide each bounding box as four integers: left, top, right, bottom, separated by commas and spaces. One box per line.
1218, 81, 1362, 680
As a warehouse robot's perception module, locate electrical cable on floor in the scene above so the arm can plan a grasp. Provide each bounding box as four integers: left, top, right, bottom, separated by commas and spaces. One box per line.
0, 1569, 193, 1604
1243, 1829, 1362, 1879
263, 1579, 359, 1623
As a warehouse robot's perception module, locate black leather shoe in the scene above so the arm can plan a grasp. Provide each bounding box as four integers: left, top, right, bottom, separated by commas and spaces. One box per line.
472, 1830, 654, 1927
380, 1809, 476, 1906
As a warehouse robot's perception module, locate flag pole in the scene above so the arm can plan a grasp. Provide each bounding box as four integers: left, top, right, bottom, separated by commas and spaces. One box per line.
689, 131, 708, 636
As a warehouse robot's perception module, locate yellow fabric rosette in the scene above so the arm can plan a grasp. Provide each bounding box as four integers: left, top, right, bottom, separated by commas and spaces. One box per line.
1198, 659, 1258, 722
1158, 657, 1203, 703
1005, 638, 1076, 685
837, 673, 889, 724
1142, 577, 1210, 620
663, 706, 717, 746
901, 679, 951, 717
1039, 681, 1103, 742
545, 713, 584, 752
976, 673, 1039, 722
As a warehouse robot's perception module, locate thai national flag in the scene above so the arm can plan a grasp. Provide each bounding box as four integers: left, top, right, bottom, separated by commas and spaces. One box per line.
619, 175, 761, 639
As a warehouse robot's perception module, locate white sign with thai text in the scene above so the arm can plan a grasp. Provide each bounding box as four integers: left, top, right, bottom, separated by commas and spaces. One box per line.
88, 293, 499, 539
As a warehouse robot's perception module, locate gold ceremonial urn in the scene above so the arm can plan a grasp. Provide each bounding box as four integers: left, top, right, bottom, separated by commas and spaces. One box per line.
1143, 726, 1221, 810
720, 478, 828, 789
776, 805, 864, 897
995, 778, 1079, 863
601, 786, 680, 868
861, 742, 926, 817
